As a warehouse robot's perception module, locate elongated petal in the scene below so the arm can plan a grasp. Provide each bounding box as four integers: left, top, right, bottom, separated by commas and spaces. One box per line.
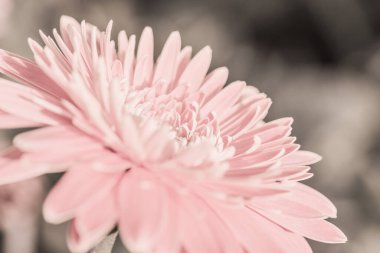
118, 170, 169, 252
201, 81, 246, 118
199, 67, 229, 104
0, 78, 66, 125
179, 197, 242, 253
154, 31, 181, 85
0, 110, 42, 128
208, 199, 313, 253
13, 125, 99, 153
282, 151, 322, 166
179, 46, 212, 91
0, 50, 69, 98
43, 168, 122, 224
68, 189, 118, 253
0, 148, 53, 184
291, 183, 337, 218
250, 206, 347, 243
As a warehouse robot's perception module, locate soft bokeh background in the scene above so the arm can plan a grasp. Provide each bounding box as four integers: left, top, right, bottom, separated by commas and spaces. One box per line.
1, 0, 379, 252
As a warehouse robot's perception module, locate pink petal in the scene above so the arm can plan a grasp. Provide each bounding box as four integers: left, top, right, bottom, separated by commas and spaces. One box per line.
150, 200, 181, 253
219, 97, 271, 130
251, 206, 347, 243
68, 189, 117, 253
264, 166, 310, 182
201, 81, 246, 118
137, 27, 154, 64
118, 170, 170, 252
153, 31, 181, 86
179, 46, 212, 91
120, 115, 146, 162
13, 125, 100, 153
0, 110, 42, 128
179, 196, 244, 253
173, 46, 192, 83
0, 78, 65, 125
250, 185, 333, 219
11, 125, 128, 176
122, 35, 136, 82
0, 148, 52, 184
204, 181, 289, 198
281, 151, 322, 166
199, 67, 229, 105
117, 30, 128, 62
255, 126, 292, 144
231, 135, 261, 156
291, 183, 337, 218
220, 105, 263, 137
134, 27, 154, 87
230, 148, 285, 169
0, 50, 69, 98
208, 199, 313, 253
75, 148, 132, 173
43, 168, 122, 224
59, 15, 80, 51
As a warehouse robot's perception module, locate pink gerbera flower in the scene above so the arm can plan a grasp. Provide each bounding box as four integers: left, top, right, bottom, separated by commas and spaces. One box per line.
0, 16, 346, 253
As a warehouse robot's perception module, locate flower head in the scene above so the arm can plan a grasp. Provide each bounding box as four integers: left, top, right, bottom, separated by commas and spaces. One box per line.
0, 16, 346, 253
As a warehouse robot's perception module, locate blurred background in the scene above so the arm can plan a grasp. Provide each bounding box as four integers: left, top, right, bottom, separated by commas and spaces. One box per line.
0, 0, 379, 252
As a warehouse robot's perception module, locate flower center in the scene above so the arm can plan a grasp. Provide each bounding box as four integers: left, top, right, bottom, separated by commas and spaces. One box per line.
123, 86, 227, 151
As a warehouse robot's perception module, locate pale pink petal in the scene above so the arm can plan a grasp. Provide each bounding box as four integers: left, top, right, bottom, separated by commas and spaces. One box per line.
179, 196, 244, 253
249, 183, 336, 219
173, 46, 192, 83
13, 125, 99, 153
209, 199, 313, 253
199, 67, 229, 104
291, 183, 337, 218
179, 46, 212, 91
13, 125, 108, 164
0, 50, 69, 98
250, 206, 347, 243
219, 97, 271, 129
205, 181, 289, 198
133, 27, 154, 87
118, 170, 169, 252
153, 31, 181, 87
0, 78, 66, 125
0, 148, 52, 184
43, 168, 122, 224
201, 81, 246, 118
282, 151, 322, 166
263, 166, 310, 182
68, 189, 118, 253
59, 15, 81, 52
0, 110, 42, 128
